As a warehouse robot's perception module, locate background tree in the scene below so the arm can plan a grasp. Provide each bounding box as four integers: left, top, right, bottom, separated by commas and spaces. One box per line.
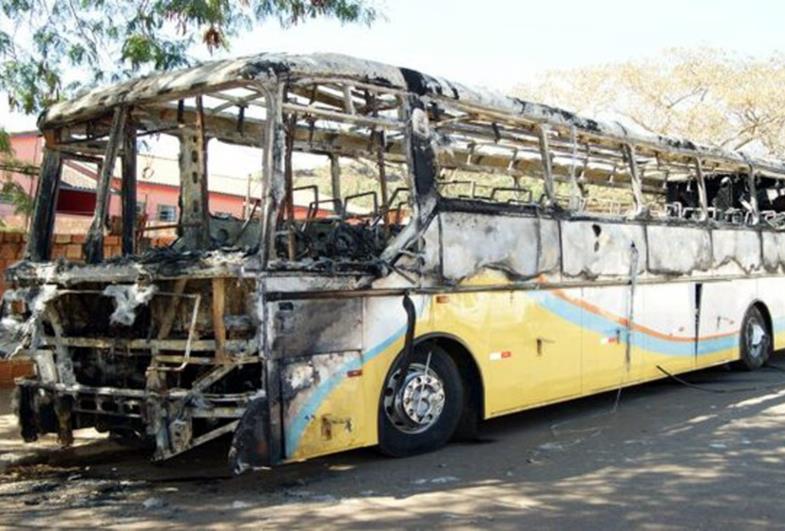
516, 48, 785, 158
0, 0, 380, 225
0, 0, 380, 115
0, 131, 35, 229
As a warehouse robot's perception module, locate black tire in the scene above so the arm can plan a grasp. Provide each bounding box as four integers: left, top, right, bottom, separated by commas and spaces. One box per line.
453, 397, 481, 441
735, 306, 772, 371
378, 343, 464, 457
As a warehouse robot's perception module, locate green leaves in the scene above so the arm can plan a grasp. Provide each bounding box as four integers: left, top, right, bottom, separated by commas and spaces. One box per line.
121, 33, 190, 71
251, 0, 377, 26
0, 179, 34, 217
0, 129, 35, 220
1, 60, 49, 113
122, 34, 158, 68
0, 0, 380, 116
0, 129, 11, 156
0, 31, 11, 55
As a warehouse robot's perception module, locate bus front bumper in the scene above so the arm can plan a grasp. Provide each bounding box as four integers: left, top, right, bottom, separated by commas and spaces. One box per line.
15, 377, 273, 472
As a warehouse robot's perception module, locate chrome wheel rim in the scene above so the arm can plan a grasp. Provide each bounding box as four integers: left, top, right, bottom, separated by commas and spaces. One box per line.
384, 362, 446, 434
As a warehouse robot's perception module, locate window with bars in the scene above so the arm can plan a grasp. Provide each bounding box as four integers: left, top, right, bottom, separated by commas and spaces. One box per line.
156, 204, 177, 222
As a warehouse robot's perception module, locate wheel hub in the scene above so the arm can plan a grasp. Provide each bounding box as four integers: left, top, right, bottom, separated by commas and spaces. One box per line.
384, 362, 446, 434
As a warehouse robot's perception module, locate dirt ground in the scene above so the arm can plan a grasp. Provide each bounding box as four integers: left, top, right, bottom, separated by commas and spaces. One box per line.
2, 357, 785, 530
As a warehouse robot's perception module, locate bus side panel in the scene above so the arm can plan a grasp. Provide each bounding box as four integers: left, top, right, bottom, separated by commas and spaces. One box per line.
634, 283, 696, 381
282, 284, 587, 460
430, 287, 582, 417
695, 229, 761, 366
528, 286, 684, 396
572, 286, 637, 394
760, 231, 785, 350
757, 276, 785, 351
281, 351, 367, 461
511, 289, 583, 410
697, 279, 754, 367
548, 283, 695, 392
270, 276, 779, 463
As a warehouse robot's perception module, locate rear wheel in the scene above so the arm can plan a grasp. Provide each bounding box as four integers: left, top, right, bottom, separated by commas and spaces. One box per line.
378, 344, 464, 457
736, 306, 771, 371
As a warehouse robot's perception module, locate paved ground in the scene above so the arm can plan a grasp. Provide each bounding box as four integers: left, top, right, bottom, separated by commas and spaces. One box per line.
2, 357, 785, 529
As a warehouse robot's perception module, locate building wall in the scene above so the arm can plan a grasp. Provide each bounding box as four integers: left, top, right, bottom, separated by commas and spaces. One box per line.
128, 180, 249, 221
2, 132, 41, 194
7, 132, 43, 163
3, 133, 251, 233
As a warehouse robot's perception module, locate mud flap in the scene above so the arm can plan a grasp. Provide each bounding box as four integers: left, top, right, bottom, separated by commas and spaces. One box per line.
228, 395, 271, 475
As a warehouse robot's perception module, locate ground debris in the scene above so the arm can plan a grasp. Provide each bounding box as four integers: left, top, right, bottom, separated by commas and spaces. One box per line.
232, 500, 252, 509
537, 442, 564, 451
142, 497, 166, 509
0, 479, 59, 496
412, 476, 458, 485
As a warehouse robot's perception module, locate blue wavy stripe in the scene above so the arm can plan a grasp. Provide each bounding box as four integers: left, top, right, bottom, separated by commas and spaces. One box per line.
529, 291, 740, 356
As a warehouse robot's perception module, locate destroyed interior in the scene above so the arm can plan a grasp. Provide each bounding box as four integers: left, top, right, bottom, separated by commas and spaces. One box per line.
4, 52, 785, 473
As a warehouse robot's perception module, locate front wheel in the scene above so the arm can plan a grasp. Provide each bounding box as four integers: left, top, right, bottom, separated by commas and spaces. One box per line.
378, 344, 464, 457
735, 306, 772, 371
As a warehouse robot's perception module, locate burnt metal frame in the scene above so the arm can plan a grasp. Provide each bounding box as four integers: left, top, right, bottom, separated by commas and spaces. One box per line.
26, 71, 773, 268
14, 53, 785, 470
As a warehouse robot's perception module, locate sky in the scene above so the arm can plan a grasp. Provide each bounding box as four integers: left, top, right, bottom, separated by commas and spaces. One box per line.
1, 0, 783, 144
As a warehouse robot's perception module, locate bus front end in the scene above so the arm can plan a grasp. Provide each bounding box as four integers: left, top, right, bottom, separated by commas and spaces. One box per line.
3, 257, 273, 468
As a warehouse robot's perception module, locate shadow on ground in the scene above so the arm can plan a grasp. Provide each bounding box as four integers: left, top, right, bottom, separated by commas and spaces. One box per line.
4, 357, 785, 528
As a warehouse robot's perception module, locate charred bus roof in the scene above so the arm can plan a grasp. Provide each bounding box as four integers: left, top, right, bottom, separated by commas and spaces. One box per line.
39, 51, 785, 181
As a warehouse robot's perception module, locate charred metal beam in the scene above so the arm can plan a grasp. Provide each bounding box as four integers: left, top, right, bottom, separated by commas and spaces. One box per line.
85, 107, 127, 263
284, 113, 297, 261
26, 149, 63, 261
260, 84, 286, 267
121, 116, 137, 255
747, 161, 760, 225
406, 96, 437, 204
567, 125, 584, 210
624, 144, 645, 216
694, 158, 709, 221
177, 97, 211, 249
42, 336, 257, 352
329, 153, 344, 217
536, 124, 555, 204
376, 130, 390, 235
212, 277, 228, 362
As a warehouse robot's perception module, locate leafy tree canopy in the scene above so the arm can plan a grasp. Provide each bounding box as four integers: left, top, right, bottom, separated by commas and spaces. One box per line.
0, 0, 380, 115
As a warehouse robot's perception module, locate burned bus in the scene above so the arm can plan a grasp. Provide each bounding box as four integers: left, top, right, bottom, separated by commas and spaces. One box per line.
3, 53, 785, 473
